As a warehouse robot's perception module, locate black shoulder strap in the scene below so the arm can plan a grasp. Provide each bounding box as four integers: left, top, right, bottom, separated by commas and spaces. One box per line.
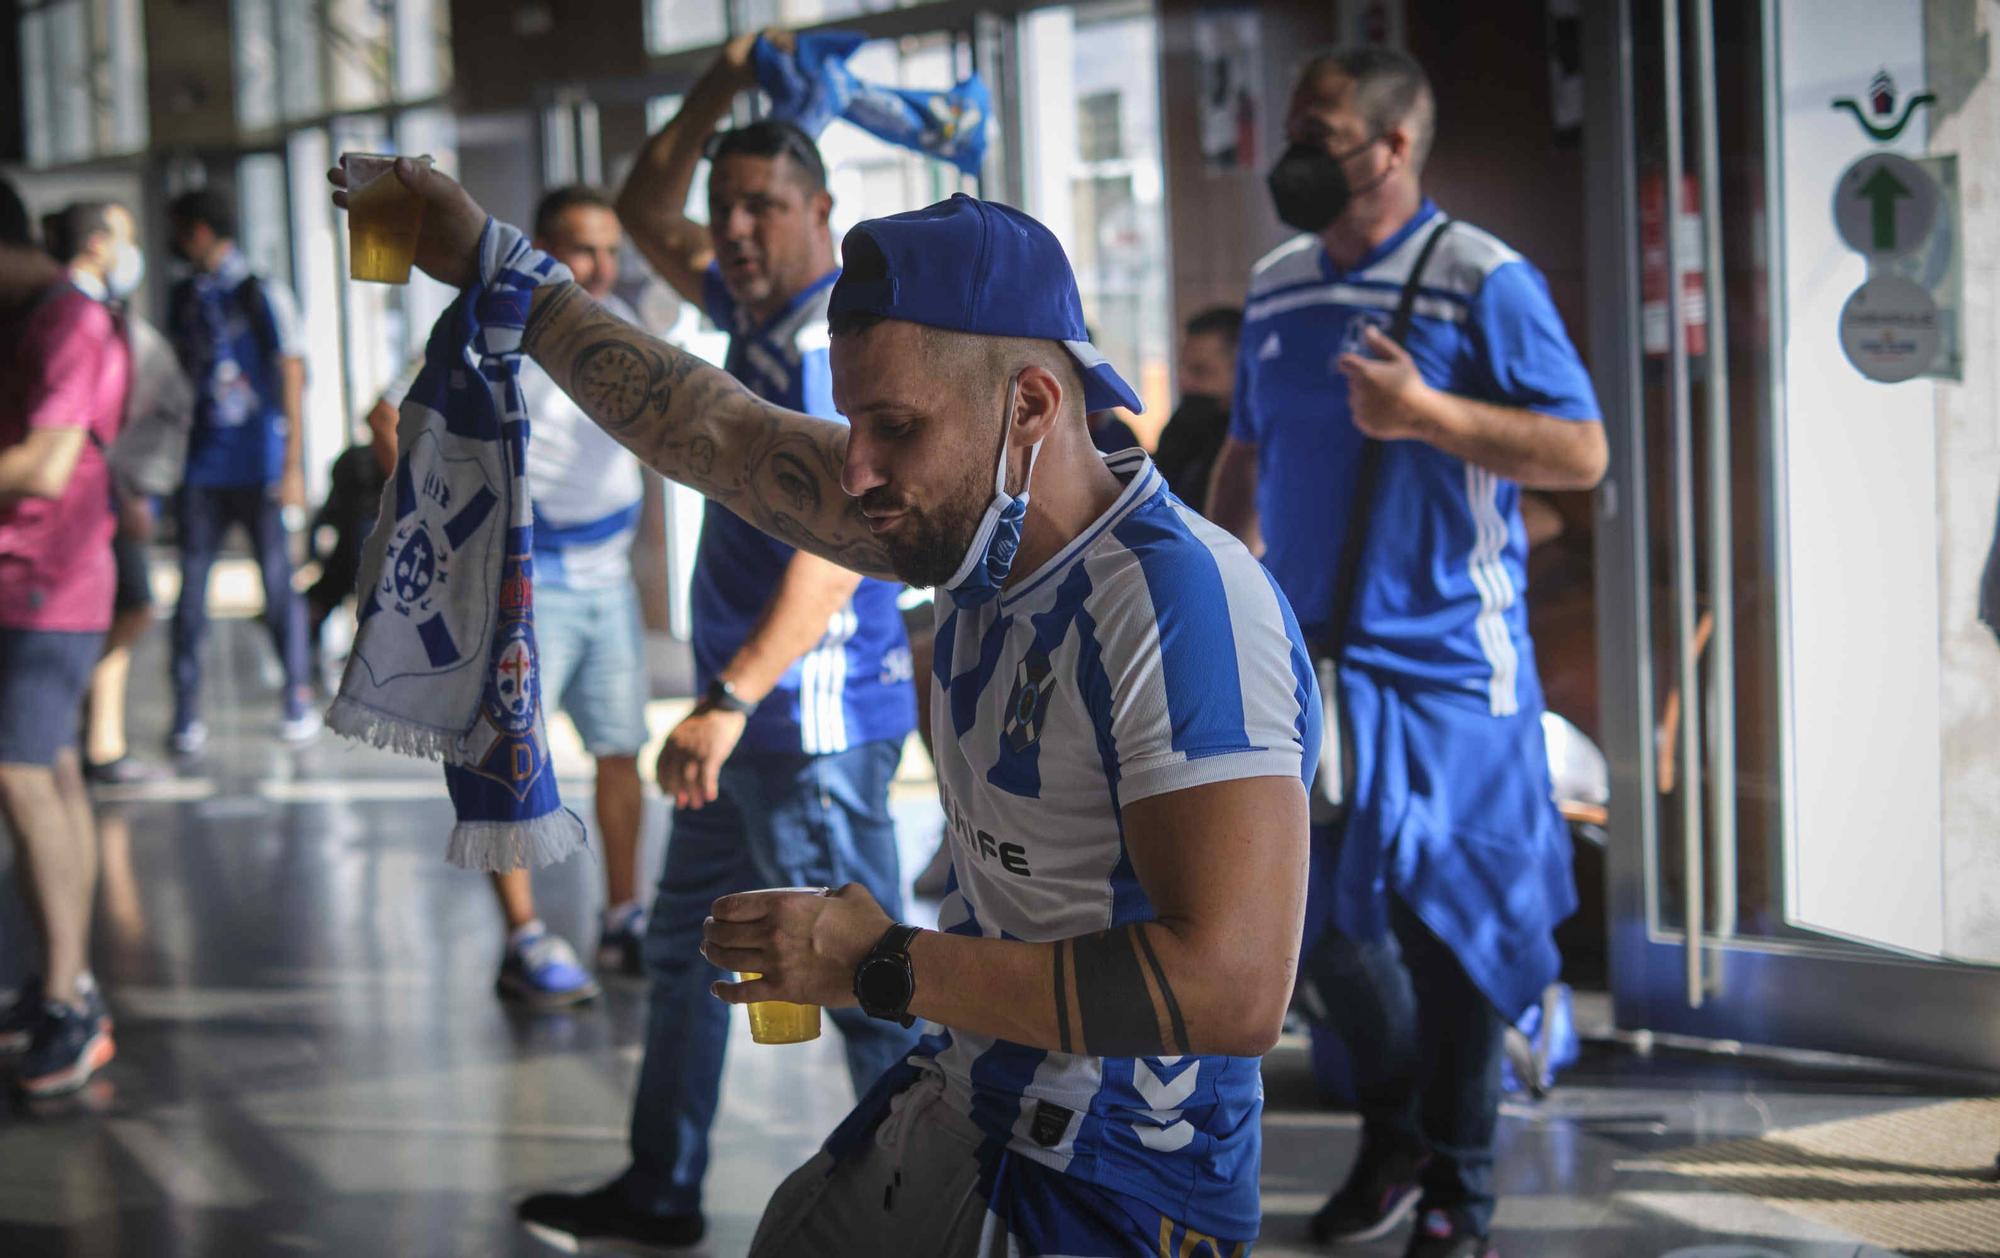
1324, 216, 1455, 653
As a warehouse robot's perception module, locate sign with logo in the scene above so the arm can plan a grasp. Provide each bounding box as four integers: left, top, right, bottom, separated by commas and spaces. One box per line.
1838, 274, 1941, 383
1831, 68, 1935, 142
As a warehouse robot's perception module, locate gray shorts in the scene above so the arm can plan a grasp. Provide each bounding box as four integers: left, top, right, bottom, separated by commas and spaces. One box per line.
749, 1070, 1246, 1257
750, 1071, 997, 1258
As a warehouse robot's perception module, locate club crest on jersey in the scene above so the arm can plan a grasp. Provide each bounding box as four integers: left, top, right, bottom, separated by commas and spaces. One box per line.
1002, 648, 1058, 753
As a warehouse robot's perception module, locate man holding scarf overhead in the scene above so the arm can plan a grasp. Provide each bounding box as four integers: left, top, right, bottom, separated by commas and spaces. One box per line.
332, 118, 1318, 1253
513, 29, 920, 1248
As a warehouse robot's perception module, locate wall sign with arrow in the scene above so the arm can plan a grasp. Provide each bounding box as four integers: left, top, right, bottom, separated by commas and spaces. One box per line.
1827, 112, 1961, 383
1833, 152, 1937, 260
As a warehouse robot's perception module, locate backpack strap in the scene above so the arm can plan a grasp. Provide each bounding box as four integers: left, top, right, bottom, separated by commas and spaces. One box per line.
232, 272, 282, 363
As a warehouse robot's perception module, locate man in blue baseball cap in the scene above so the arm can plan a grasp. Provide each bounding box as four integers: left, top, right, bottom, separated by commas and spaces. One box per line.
331, 160, 1320, 1255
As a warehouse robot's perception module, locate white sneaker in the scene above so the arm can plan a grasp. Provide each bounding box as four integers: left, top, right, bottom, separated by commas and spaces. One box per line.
278, 709, 323, 745
170, 721, 208, 756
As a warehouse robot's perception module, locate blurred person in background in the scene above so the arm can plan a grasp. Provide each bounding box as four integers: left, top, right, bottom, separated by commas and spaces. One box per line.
0, 178, 125, 1097
1156, 305, 1240, 516
481, 185, 657, 1010
1210, 48, 1605, 1258
164, 187, 318, 754
43, 200, 189, 786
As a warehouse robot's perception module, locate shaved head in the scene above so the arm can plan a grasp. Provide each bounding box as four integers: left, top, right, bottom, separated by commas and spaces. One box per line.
1298, 45, 1436, 171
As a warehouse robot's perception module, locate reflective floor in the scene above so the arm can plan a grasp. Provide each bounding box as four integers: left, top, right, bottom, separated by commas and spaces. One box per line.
0, 613, 1986, 1257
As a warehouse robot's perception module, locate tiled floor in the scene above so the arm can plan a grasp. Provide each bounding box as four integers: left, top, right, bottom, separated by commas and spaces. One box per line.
0, 616, 1989, 1257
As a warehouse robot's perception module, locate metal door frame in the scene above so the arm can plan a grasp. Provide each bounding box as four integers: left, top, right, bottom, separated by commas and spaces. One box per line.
1581, 0, 2000, 1076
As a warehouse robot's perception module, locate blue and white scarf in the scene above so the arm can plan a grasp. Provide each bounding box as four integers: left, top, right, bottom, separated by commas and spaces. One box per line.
755, 30, 990, 177
327, 221, 587, 872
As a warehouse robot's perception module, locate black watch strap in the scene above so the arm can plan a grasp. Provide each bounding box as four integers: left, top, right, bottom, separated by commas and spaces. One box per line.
703, 678, 754, 715
854, 923, 921, 1027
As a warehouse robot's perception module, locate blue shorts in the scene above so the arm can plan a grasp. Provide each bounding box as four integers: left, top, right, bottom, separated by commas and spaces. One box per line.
1314, 664, 1576, 1019
532, 581, 649, 756
0, 628, 105, 765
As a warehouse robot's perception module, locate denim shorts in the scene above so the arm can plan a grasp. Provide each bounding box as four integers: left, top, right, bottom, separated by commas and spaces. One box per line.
0, 627, 106, 765
532, 581, 650, 756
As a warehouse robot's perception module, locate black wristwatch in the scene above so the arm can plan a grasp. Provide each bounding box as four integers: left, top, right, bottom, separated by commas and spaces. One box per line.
702, 678, 754, 715
853, 923, 920, 1027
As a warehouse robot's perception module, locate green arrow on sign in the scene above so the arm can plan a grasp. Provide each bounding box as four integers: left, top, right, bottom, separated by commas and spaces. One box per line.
1858, 164, 1912, 251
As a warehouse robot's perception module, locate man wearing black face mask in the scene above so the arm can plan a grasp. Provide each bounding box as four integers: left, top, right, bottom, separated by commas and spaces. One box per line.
1155, 306, 1241, 516
1210, 47, 1606, 1258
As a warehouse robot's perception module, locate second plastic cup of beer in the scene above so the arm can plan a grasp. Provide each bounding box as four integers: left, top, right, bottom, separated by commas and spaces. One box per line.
341, 152, 431, 284
734, 886, 830, 1045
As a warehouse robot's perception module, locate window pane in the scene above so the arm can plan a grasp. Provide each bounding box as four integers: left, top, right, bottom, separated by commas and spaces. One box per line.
21, 9, 53, 167
237, 152, 293, 292
276, 0, 324, 121
49, 0, 94, 162
1020, 1, 1171, 433
287, 126, 349, 501
104, 0, 149, 151
232, 0, 279, 132
643, 0, 727, 56
326, 0, 390, 111
394, 0, 449, 101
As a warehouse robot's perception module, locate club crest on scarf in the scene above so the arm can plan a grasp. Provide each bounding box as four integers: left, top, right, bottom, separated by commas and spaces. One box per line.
452, 546, 556, 803
354, 428, 501, 683
330, 218, 586, 873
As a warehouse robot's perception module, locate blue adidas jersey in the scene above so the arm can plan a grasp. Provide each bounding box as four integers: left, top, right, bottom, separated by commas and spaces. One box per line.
695, 265, 915, 754
911, 450, 1320, 1239
1232, 202, 1600, 715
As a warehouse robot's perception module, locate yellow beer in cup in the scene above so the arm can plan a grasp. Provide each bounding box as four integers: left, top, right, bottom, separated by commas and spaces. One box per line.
739, 974, 823, 1044
342, 152, 431, 284
734, 886, 830, 1045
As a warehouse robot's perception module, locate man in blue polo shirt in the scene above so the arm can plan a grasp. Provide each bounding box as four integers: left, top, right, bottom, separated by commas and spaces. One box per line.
165, 188, 318, 752
517, 30, 917, 1249
1210, 47, 1606, 1258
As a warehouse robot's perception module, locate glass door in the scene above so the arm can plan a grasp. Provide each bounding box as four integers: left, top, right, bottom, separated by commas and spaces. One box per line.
1586, 0, 2000, 1073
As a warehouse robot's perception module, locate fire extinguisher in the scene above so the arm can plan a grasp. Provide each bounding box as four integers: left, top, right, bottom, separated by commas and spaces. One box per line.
1640, 169, 1709, 359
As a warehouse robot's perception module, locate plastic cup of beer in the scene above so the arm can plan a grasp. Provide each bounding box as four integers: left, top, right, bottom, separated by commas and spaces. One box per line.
735, 886, 829, 1045
342, 152, 431, 284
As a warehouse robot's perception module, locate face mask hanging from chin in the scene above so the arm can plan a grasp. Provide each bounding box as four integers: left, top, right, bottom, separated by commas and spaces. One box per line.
943, 376, 1043, 609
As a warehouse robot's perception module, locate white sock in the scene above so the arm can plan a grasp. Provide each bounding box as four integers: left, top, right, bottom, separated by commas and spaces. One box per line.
509, 919, 546, 949
603, 900, 643, 927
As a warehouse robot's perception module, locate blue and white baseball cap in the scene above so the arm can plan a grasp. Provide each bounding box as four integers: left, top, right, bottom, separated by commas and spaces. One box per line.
828, 194, 1144, 415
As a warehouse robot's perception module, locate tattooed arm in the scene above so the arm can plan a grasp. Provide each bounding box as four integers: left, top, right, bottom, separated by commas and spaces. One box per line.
703, 773, 1309, 1058
522, 282, 896, 579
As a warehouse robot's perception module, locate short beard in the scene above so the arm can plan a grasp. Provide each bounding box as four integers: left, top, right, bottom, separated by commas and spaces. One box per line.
888, 496, 988, 588
873, 470, 988, 589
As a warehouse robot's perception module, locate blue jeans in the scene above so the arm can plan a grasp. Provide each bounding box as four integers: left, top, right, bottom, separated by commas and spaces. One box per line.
621, 738, 919, 1217
1301, 824, 1507, 1233
172, 484, 311, 728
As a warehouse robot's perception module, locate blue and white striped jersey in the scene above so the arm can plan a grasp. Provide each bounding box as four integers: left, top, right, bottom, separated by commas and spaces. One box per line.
910, 450, 1320, 1239
695, 265, 915, 755
1232, 202, 1600, 716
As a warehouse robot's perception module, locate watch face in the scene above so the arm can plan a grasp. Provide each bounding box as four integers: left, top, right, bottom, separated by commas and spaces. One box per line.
858, 955, 909, 1012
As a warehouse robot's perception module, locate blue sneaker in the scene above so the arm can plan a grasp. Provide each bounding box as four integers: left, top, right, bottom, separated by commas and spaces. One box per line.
0, 977, 43, 1055
497, 927, 600, 1009
17, 997, 115, 1098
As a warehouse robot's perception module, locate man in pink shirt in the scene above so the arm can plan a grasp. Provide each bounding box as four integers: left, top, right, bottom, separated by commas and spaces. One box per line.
0, 179, 126, 1098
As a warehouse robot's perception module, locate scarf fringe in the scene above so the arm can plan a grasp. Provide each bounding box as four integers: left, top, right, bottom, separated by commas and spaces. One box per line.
444, 810, 587, 872
326, 696, 463, 763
